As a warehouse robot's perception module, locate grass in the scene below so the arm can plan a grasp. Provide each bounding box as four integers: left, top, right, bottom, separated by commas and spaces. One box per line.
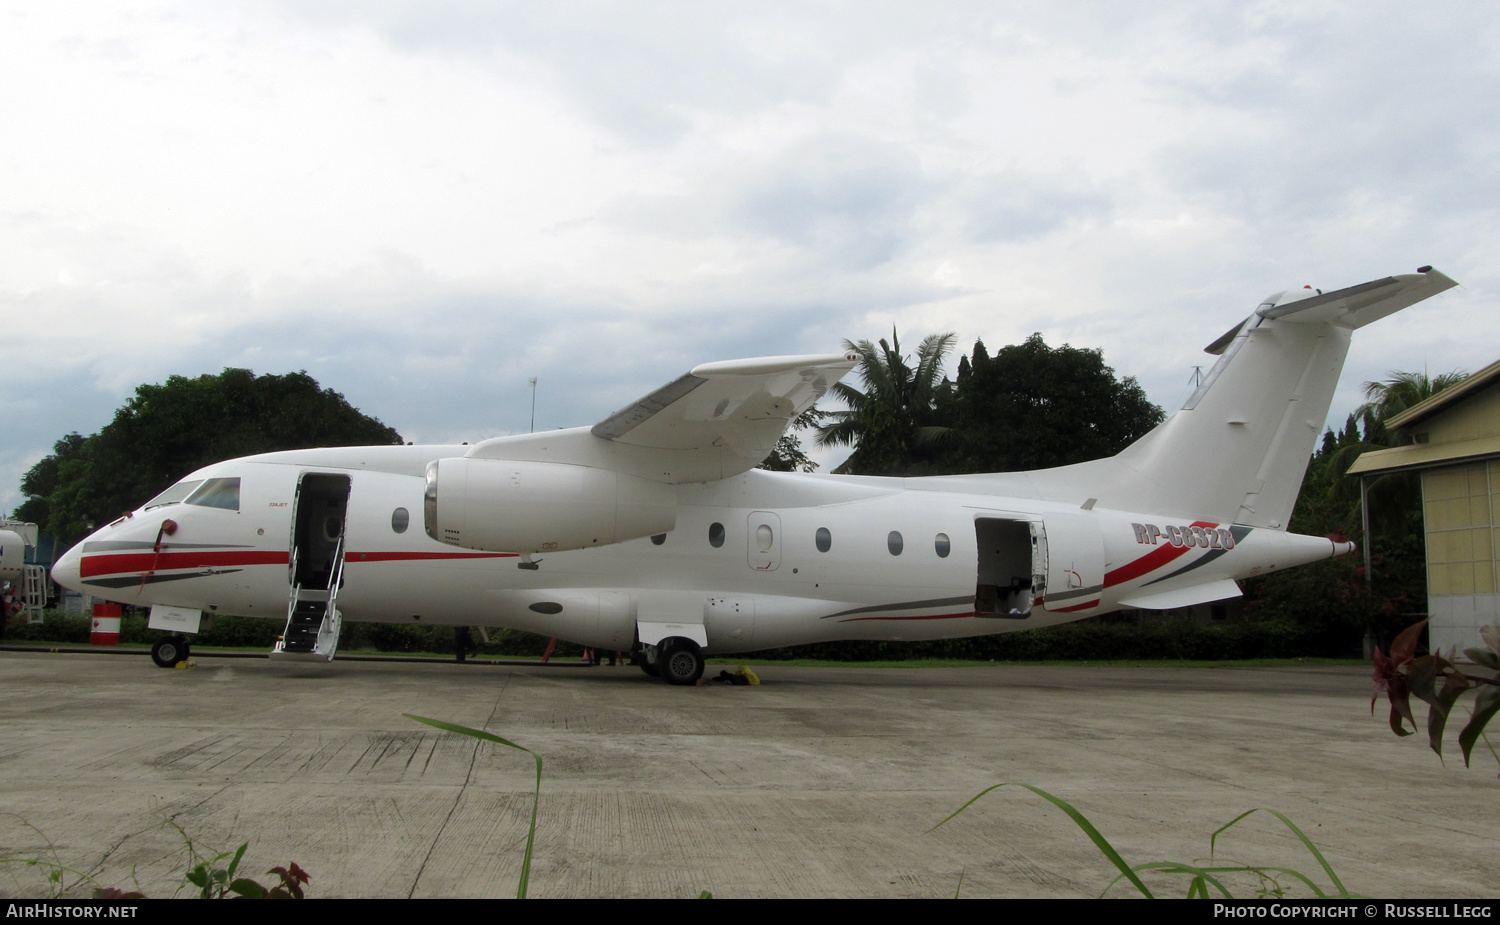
404, 717, 1356, 899
3, 640, 568, 662
5, 640, 1366, 671
404, 715, 541, 899
6, 707, 1360, 900
709, 656, 1365, 669
930, 783, 1356, 899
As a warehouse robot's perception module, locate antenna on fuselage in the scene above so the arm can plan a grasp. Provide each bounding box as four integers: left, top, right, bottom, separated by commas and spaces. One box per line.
529, 377, 538, 433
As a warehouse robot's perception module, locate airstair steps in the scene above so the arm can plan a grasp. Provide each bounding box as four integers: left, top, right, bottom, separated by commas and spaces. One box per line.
280, 599, 327, 653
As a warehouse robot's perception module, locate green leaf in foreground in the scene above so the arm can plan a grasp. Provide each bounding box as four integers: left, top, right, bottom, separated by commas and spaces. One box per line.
405, 714, 541, 899
928, 782, 1155, 898
1458, 686, 1500, 768
931, 785, 1353, 899
1210, 808, 1351, 898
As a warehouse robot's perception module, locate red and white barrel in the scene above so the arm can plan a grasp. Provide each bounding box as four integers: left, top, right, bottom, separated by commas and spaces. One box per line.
91, 602, 121, 646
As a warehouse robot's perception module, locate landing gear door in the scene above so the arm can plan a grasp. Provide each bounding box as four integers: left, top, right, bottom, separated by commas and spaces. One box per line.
1040, 512, 1104, 613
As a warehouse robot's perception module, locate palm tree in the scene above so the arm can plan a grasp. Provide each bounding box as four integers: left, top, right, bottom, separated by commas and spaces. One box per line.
816, 329, 957, 475
1323, 368, 1469, 536
1352, 370, 1470, 447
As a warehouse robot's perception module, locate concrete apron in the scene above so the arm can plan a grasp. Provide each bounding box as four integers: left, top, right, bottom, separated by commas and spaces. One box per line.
0, 652, 1494, 899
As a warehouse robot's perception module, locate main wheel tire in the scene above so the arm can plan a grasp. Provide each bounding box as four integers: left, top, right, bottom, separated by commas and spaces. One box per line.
639, 661, 660, 677
151, 636, 186, 668
659, 641, 704, 686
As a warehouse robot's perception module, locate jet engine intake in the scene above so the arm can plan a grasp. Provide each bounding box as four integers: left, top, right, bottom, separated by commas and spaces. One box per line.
424, 458, 677, 554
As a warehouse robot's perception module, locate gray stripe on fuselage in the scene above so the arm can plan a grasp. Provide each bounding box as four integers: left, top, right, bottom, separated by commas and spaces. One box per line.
819, 596, 973, 619
82, 540, 254, 552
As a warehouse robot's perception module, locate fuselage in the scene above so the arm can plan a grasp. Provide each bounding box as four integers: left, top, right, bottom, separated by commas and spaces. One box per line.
51, 444, 1347, 654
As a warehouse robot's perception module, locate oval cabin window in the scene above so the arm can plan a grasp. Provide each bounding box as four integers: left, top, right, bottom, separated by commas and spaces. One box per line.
815, 527, 832, 553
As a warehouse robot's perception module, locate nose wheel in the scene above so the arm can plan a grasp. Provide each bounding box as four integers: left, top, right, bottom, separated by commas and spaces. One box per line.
150, 635, 190, 668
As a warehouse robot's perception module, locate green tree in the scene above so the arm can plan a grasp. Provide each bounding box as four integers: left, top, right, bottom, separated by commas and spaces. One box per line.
815, 330, 958, 476
15, 369, 403, 547
1354, 369, 1471, 447
935, 333, 1163, 473
758, 409, 826, 473
1243, 368, 1468, 652
1321, 369, 1470, 537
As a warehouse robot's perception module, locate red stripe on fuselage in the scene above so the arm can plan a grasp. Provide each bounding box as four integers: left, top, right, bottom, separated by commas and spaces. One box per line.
1051, 599, 1099, 613
81, 550, 288, 577
81, 549, 518, 577
1102, 520, 1216, 588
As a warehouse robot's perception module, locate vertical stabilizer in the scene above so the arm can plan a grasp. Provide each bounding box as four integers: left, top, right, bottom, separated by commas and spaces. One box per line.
1106, 268, 1457, 527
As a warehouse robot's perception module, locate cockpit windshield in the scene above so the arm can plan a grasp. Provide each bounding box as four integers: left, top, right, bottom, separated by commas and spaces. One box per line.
185, 477, 241, 512
143, 480, 204, 511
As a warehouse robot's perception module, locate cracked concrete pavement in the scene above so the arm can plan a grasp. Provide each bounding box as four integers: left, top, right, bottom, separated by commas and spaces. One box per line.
0, 651, 1495, 898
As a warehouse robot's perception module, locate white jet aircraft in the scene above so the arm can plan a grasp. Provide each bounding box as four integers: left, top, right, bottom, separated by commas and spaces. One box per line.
51, 268, 1457, 683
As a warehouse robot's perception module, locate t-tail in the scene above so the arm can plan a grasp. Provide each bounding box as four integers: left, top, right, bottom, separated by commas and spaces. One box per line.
1018, 267, 1458, 529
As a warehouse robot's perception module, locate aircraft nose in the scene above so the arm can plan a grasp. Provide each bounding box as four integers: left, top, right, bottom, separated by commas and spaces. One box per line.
51, 543, 83, 594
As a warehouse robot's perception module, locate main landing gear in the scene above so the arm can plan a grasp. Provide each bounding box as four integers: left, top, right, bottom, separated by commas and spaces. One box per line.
151, 635, 190, 668
635, 638, 705, 685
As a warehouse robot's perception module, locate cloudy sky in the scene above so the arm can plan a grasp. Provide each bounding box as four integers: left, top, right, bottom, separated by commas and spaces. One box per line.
4, 1, 1497, 517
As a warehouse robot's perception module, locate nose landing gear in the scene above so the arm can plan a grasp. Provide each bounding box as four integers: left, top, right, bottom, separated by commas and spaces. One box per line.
150, 635, 190, 668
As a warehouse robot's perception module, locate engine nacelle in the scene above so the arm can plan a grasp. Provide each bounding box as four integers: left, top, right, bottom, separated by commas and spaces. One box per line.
424, 458, 677, 554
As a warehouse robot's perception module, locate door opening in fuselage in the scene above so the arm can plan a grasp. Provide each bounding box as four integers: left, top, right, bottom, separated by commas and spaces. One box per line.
975, 518, 1038, 619
291, 473, 351, 592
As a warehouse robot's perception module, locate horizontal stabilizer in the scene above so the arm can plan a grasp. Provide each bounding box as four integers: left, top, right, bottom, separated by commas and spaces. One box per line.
1117, 579, 1242, 611
1205, 268, 1457, 354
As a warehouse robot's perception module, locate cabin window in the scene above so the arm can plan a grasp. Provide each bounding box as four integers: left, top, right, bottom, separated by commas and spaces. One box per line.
815, 527, 832, 552
391, 507, 409, 533
709, 522, 725, 548
887, 531, 904, 556
185, 478, 241, 512
144, 480, 204, 511
650, 533, 667, 546
935, 533, 951, 558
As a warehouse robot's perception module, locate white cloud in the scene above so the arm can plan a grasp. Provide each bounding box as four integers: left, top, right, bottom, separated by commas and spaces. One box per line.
4, 0, 1497, 521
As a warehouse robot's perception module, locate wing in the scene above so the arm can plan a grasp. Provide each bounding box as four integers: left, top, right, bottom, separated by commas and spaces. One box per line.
464, 352, 858, 484
592, 352, 857, 467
